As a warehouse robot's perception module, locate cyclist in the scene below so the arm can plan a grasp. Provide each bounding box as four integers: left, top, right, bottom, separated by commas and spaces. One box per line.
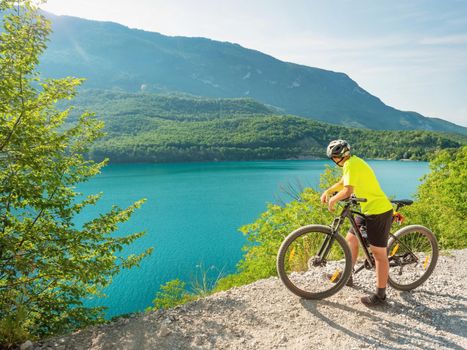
320, 140, 393, 306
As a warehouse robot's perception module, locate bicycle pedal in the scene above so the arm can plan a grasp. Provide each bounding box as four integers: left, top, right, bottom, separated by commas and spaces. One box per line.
330, 270, 340, 282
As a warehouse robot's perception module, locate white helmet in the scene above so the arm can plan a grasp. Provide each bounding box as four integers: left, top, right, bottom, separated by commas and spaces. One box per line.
326, 140, 351, 159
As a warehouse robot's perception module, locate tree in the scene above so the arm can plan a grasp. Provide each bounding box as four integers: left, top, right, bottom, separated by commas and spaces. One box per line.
0, 1, 152, 345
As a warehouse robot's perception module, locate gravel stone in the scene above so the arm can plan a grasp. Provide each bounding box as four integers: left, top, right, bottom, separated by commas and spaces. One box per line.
20, 340, 33, 350
158, 324, 171, 337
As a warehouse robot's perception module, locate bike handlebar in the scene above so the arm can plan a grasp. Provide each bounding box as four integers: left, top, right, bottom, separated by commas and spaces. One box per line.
331, 192, 367, 203
350, 197, 367, 203
339, 196, 367, 204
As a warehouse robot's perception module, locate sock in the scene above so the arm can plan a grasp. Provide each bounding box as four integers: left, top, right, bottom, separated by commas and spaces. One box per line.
376, 287, 386, 299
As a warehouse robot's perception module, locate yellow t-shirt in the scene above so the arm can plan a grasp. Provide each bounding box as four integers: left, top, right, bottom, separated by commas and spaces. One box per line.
342, 155, 393, 215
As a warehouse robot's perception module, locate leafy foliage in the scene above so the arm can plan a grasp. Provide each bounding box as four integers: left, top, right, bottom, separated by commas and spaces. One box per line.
149, 279, 194, 310
147, 263, 226, 311
0, 2, 151, 345
404, 146, 467, 248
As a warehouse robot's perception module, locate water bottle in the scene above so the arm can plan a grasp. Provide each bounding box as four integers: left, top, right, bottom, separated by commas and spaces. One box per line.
361, 226, 370, 247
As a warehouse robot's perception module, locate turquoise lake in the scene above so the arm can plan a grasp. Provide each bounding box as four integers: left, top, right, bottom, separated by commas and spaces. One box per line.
75, 160, 429, 318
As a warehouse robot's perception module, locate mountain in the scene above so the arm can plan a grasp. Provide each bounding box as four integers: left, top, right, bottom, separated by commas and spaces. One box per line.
39, 12, 466, 135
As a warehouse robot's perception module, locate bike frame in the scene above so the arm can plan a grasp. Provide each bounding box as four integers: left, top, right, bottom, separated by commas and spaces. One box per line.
318, 198, 418, 274
327, 199, 375, 272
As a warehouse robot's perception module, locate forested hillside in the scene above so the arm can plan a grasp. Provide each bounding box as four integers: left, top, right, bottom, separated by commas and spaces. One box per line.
66, 90, 465, 163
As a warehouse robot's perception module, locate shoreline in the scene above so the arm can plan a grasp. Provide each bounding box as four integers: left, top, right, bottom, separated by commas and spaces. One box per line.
95, 157, 425, 166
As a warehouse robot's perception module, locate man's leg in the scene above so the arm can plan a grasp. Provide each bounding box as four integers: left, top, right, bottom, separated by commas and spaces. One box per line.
370, 245, 389, 289
360, 209, 392, 306
339, 232, 359, 286
360, 245, 388, 306
345, 232, 359, 268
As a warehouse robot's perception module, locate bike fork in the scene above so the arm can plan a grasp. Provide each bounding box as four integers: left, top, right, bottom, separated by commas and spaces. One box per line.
317, 216, 345, 261
318, 234, 336, 261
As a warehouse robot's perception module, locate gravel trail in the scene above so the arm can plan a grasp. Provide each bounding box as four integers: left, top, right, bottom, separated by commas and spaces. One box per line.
34, 249, 467, 350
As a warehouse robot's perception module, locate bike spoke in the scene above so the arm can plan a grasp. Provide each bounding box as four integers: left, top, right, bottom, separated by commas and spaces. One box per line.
388, 227, 437, 290
282, 230, 349, 296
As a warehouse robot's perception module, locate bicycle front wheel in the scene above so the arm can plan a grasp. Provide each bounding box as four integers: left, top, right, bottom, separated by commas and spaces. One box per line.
387, 225, 439, 291
276, 225, 352, 299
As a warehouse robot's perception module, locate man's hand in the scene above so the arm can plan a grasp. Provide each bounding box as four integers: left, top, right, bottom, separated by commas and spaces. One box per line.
326, 185, 353, 212
321, 179, 344, 205
320, 191, 329, 204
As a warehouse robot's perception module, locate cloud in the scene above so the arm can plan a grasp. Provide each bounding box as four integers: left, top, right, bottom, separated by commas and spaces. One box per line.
268, 33, 410, 52
420, 34, 467, 45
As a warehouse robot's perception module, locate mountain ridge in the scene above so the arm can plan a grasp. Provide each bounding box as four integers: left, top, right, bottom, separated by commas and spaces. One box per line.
38, 12, 466, 135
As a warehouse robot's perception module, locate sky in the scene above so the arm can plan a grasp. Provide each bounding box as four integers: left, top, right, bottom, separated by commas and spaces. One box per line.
41, 0, 467, 127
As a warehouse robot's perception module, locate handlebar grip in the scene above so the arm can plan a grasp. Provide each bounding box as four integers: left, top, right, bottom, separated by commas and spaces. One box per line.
354, 197, 367, 202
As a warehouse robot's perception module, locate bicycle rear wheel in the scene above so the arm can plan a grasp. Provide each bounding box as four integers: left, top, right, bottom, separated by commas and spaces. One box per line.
276, 225, 352, 299
387, 225, 438, 291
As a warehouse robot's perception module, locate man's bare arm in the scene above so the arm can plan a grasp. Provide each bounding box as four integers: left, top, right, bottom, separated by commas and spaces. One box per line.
331, 185, 353, 202
321, 178, 344, 204
326, 178, 344, 194
327, 185, 354, 211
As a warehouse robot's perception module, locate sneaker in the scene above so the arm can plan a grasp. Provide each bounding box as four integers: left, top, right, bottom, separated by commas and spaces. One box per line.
326, 272, 354, 287
360, 293, 386, 307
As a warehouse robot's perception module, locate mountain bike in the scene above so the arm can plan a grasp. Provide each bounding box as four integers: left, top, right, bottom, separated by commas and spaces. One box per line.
276, 196, 439, 299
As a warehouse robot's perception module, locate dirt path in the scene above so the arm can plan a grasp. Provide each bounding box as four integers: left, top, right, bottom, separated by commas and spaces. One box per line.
35, 250, 467, 349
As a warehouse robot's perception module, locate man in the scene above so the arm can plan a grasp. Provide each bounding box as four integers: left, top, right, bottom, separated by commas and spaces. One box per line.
320, 140, 393, 306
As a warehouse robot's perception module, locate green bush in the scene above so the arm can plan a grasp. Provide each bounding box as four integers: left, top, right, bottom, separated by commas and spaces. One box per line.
149, 280, 195, 310
404, 146, 467, 248
0, 305, 31, 349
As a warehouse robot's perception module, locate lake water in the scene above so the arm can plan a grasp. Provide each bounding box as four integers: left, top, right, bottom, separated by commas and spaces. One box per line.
75, 160, 429, 318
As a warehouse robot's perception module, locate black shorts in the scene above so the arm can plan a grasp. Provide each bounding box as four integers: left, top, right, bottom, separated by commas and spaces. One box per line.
349, 209, 393, 248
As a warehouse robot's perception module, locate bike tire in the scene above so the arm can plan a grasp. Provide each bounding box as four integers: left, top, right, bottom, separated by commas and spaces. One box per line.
276, 224, 352, 299
387, 225, 439, 291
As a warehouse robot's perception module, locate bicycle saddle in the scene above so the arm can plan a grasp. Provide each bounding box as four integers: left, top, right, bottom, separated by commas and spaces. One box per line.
390, 199, 413, 207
